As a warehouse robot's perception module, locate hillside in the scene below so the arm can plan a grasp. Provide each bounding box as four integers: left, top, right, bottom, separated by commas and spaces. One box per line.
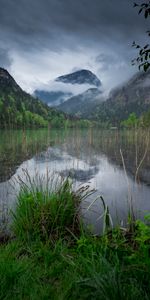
0, 68, 71, 128
58, 88, 103, 117
57, 70, 150, 125
88, 70, 150, 124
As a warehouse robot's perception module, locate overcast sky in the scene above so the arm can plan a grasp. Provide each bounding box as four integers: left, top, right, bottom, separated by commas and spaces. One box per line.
0, 0, 148, 94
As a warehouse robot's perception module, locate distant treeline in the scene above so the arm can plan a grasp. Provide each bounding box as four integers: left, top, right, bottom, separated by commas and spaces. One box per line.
121, 111, 150, 128
0, 93, 92, 129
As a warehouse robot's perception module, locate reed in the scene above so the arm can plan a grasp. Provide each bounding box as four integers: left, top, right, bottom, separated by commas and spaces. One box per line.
1, 172, 150, 299
12, 174, 83, 243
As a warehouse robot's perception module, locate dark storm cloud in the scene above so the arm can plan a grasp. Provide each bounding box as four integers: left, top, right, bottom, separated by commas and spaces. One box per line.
0, 49, 12, 68
0, 0, 147, 51
0, 0, 148, 92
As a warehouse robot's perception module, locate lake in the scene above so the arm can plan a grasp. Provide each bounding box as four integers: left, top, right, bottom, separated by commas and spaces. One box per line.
0, 128, 150, 234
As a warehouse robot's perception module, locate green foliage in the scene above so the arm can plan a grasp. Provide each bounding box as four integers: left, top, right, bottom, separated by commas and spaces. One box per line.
1, 218, 150, 299
132, 41, 150, 72
12, 178, 82, 243
132, 216, 150, 260
0, 89, 92, 129
121, 110, 150, 128
0, 242, 56, 300
0, 92, 91, 128
121, 113, 139, 128
1, 173, 150, 299
140, 110, 150, 127
75, 119, 92, 128
0, 72, 78, 128
132, 2, 150, 72
134, 2, 150, 19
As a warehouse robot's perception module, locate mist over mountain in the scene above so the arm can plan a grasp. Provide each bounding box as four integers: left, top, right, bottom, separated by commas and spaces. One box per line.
34, 90, 72, 107
88, 70, 150, 124
58, 88, 103, 117
1, 65, 150, 127
34, 69, 102, 107
56, 70, 150, 124
0, 0, 147, 94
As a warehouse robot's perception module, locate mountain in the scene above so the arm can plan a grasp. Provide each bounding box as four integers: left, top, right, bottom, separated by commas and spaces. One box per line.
57, 70, 150, 125
58, 88, 104, 117
0, 68, 72, 128
88, 70, 150, 124
34, 69, 102, 107
56, 69, 101, 87
0, 68, 21, 92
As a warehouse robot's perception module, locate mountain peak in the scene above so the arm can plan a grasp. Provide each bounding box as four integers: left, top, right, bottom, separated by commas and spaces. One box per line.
0, 68, 10, 78
0, 67, 21, 91
0, 68, 15, 82
55, 69, 101, 87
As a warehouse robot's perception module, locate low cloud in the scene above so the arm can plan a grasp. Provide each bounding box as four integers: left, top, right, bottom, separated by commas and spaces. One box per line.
0, 0, 147, 94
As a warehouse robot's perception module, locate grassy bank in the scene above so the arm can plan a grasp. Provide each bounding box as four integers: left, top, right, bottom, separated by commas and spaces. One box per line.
1, 179, 150, 299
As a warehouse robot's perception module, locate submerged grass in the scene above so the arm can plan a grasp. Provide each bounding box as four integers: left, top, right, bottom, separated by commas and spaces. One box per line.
1, 176, 150, 299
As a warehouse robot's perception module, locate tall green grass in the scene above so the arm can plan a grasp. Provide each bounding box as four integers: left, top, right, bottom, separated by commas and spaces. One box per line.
12, 177, 83, 243
1, 224, 150, 300
1, 175, 150, 299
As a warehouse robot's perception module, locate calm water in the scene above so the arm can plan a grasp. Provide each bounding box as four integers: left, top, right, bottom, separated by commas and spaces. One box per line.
0, 128, 150, 233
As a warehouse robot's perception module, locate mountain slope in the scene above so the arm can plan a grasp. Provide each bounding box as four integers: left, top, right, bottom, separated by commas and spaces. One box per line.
0, 68, 71, 127
55, 69, 101, 87
58, 88, 103, 117
57, 70, 150, 124
88, 70, 150, 124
